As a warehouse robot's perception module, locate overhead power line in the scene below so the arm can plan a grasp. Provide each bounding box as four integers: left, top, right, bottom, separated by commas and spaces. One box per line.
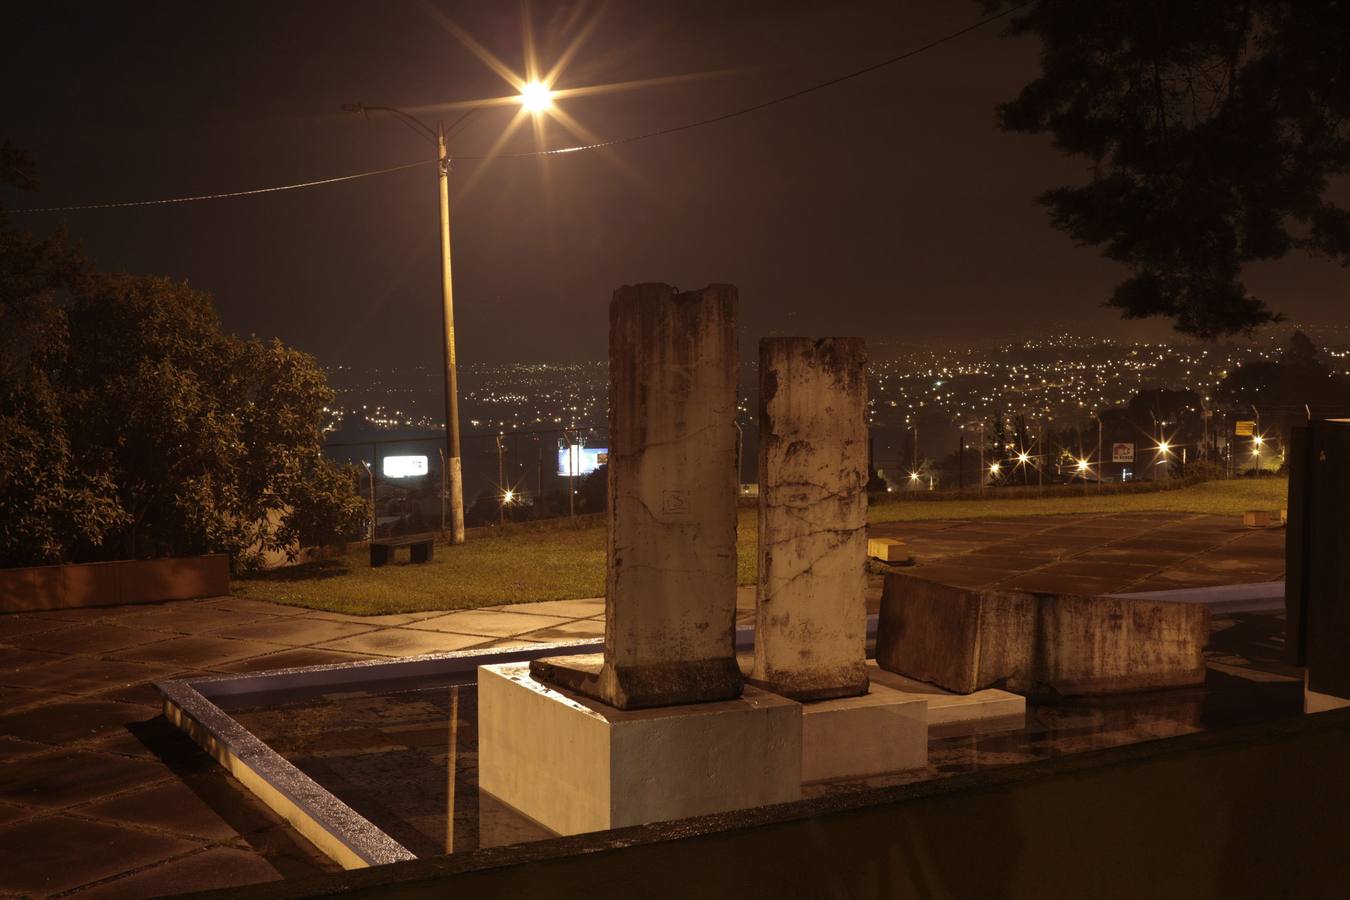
9, 160, 434, 214
7, 3, 1028, 214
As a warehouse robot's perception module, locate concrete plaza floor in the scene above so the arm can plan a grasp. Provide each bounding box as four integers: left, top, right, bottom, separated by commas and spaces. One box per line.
0, 511, 1285, 897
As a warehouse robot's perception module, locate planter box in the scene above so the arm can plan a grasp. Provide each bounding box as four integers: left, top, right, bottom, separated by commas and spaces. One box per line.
0, 554, 230, 612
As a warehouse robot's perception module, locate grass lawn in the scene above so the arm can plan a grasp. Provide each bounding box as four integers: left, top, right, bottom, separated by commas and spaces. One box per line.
234, 477, 1287, 616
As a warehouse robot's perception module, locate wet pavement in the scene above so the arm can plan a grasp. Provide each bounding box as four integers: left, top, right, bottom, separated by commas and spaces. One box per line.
0, 511, 1288, 896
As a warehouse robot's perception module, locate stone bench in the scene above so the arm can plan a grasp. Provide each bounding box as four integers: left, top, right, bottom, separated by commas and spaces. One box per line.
875, 572, 1209, 697
369, 536, 434, 567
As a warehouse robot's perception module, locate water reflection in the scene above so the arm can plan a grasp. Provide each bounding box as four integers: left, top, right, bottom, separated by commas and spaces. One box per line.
227, 613, 1304, 856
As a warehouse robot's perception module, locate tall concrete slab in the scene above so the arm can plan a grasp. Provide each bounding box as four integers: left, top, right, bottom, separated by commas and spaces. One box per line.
531, 284, 742, 709
750, 337, 870, 701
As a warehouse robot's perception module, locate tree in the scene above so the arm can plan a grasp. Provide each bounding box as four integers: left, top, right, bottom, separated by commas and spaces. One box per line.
0, 143, 126, 565
986, 1, 1350, 338
1215, 330, 1349, 437
0, 147, 367, 569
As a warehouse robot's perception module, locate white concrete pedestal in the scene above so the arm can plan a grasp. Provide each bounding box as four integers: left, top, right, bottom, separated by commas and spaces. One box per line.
867, 661, 1026, 734
1305, 672, 1350, 714
478, 663, 802, 836
801, 684, 927, 782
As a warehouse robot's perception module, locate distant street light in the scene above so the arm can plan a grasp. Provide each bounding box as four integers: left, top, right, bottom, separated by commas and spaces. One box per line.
342, 90, 550, 545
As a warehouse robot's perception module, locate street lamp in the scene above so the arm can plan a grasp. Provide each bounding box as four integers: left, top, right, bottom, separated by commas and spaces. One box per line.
342, 90, 550, 545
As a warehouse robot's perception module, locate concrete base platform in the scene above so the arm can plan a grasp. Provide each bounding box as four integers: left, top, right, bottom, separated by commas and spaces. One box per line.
866, 662, 1026, 733
876, 572, 1209, 696
801, 684, 926, 783
1306, 673, 1350, 714
478, 662, 802, 837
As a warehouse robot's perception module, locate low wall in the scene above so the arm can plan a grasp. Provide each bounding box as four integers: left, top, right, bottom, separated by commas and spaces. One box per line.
0, 554, 230, 612
209, 708, 1350, 900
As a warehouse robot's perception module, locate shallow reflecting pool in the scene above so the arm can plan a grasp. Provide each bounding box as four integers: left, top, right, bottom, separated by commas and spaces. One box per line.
223, 612, 1303, 857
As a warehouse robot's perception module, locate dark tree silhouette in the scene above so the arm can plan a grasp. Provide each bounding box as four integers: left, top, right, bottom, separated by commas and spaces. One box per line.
986, 1, 1350, 338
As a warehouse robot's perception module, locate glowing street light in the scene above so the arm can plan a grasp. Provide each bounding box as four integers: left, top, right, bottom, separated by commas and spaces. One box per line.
1252, 435, 1264, 447
989, 462, 1001, 477
1017, 451, 1031, 465
502, 488, 517, 504
518, 80, 554, 112
1157, 440, 1171, 455
1076, 458, 1091, 475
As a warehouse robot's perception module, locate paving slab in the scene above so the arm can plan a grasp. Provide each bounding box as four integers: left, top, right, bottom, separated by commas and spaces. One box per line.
201, 597, 309, 617
997, 572, 1128, 596
212, 648, 381, 674
0, 614, 71, 641
494, 598, 604, 618
81, 779, 248, 842
2, 687, 66, 711
519, 618, 606, 640
70, 845, 284, 898
314, 627, 484, 657
0, 751, 167, 809
0, 800, 30, 827
0, 736, 51, 761
107, 635, 283, 668
405, 609, 574, 636
4, 623, 174, 656
0, 699, 155, 744
0, 656, 173, 695
111, 604, 268, 634
294, 610, 421, 626
905, 564, 1018, 590
0, 816, 201, 895
1032, 560, 1163, 580
208, 617, 379, 647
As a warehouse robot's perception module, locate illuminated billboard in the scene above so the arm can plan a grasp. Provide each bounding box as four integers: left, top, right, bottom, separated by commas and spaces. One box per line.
557, 445, 608, 477
382, 455, 429, 478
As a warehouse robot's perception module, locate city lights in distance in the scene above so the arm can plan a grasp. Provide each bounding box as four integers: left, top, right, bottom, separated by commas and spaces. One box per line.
989, 462, 1001, 476
502, 488, 517, 503
1076, 458, 1090, 473
1017, 451, 1031, 465
1253, 435, 1264, 447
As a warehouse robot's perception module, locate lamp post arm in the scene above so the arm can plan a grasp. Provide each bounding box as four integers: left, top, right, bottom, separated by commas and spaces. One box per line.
342, 103, 439, 146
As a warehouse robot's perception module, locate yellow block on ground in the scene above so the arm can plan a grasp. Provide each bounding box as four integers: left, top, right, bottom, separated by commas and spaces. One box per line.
867, 538, 908, 562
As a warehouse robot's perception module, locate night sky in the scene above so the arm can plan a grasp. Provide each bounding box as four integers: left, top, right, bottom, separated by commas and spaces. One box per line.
5, 1, 1347, 367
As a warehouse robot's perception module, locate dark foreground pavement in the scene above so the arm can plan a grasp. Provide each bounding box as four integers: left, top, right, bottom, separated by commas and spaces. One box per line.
0, 512, 1284, 897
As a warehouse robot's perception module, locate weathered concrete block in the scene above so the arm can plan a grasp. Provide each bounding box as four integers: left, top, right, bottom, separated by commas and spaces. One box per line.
867, 538, 908, 562
800, 684, 926, 782
1244, 509, 1274, 528
532, 284, 741, 709
751, 337, 869, 701
478, 661, 801, 836
875, 572, 1209, 696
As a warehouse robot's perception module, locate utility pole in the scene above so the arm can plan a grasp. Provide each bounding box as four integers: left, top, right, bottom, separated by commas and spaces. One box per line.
361, 460, 376, 540
979, 421, 985, 495
496, 433, 506, 525
437, 121, 466, 545
1095, 414, 1103, 493
957, 427, 964, 493
439, 449, 447, 534
564, 430, 577, 519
